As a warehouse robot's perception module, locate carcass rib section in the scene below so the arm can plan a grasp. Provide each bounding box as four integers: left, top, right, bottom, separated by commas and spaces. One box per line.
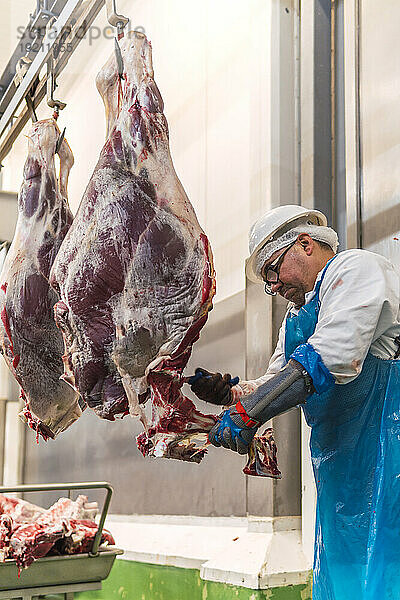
56, 519, 115, 555
50, 32, 217, 462
0, 494, 97, 523
39, 495, 99, 521
0, 119, 81, 440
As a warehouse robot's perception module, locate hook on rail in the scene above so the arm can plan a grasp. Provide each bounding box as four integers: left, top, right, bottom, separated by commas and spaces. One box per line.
13, 56, 39, 123
106, 0, 129, 40
47, 55, 66, 118
45, 17, 66, 119
106, 0, 129, 80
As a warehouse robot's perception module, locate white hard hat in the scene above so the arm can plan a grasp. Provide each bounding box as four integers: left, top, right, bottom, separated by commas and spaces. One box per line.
245, 205, 327, 283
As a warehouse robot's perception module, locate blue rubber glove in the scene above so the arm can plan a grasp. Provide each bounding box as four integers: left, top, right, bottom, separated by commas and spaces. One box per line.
208, 405, 259, 455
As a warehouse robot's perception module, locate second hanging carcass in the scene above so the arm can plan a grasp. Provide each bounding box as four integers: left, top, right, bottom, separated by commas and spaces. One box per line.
0, 119, 81, 440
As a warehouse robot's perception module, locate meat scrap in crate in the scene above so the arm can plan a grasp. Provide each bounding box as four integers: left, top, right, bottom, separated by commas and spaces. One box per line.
0, 493, 114, 570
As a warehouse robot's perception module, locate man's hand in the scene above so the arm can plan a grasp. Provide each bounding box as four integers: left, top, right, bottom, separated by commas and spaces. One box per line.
208, 405, 259, 454
207, 358, 315, 455
190, 368, 236, 405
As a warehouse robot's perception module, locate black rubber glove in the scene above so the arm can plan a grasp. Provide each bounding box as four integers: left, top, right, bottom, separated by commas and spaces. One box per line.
190, 368, 235, 405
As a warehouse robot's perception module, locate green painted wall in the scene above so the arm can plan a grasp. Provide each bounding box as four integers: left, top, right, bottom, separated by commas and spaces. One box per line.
65, 559, 312, 600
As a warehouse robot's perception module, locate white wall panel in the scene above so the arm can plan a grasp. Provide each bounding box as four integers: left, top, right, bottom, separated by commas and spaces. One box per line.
0, 1, 33, 75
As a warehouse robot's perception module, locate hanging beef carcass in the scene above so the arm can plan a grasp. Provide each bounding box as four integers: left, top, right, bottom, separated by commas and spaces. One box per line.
50, 32, 218, 461
50, 33, 281, 475
0, 119, 81, 440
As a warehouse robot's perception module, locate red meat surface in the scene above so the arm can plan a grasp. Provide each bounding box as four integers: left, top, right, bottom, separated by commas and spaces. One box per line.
10, 520, 67, 569
56, 519, 115, 555
0, 515, 13, 561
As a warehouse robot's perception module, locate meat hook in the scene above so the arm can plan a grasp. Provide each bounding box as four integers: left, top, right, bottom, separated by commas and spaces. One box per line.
55, 127, 66, 155
46, 18, 66, 116
106, 0, 129, 79
25, 95, 38, 123
114, 38, 124, 79
106, 0, 129, 40
13, 57, 38, 123
47, 54, 66, 115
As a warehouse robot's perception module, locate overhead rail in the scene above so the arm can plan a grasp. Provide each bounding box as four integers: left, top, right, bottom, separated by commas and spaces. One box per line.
0, 0, 69, 118
0, 0, 107, 163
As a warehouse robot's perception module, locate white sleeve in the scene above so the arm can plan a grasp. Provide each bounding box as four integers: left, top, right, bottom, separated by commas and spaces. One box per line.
232, 318, 287, 400
307, 251, 400, 384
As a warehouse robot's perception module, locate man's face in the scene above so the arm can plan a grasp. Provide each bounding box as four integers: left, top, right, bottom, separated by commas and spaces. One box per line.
262, 242, 309, 307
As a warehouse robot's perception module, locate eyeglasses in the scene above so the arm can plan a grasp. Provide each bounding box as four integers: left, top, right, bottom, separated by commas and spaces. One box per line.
262, 240, 297, 296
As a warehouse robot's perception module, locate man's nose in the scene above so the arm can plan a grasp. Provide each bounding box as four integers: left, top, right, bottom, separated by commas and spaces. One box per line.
271, 280, 283, 294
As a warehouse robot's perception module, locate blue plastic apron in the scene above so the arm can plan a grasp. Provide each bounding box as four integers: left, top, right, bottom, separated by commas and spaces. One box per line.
284, 257, 400, 599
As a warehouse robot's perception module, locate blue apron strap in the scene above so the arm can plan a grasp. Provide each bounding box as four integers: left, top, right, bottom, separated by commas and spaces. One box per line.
286, 254, 340, 394
394, 335, 400, 359
313, 254, 340, 305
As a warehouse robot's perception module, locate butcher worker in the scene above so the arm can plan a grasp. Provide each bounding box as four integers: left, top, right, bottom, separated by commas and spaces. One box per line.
190, 204, 400, 600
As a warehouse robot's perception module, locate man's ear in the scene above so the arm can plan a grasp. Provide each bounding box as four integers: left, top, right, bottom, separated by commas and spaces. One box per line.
298, 233, 313, 255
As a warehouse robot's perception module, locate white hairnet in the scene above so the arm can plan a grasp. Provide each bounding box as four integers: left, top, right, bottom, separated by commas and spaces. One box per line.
255, 224, 339, 279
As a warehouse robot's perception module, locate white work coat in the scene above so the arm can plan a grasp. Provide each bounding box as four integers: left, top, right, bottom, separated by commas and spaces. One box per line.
236, 249, 400, 397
